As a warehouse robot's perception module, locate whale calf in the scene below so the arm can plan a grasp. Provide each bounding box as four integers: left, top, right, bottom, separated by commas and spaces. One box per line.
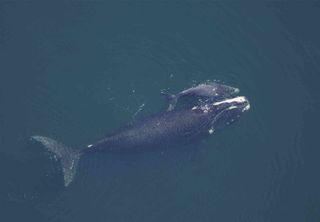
32, 84, 250, 186
161, 81, 240, 111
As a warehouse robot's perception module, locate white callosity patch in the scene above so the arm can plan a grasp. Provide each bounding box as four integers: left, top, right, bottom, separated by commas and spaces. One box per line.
212, 96, 250, 112
87, 144, 93, 148
227, 105, 238, 110
200, 104, 210, 113
208, 128, 214, 134
212, 96, 247, 106
191, 104, 211, 113
243, 103, 250, 111
192, 95, 250, 115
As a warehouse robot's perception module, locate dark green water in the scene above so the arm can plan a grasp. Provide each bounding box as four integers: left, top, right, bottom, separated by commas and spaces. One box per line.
1, 2, 320, 221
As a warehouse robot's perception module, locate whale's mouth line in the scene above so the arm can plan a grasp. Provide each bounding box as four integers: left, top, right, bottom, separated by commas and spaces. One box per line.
210, 108, 230, 125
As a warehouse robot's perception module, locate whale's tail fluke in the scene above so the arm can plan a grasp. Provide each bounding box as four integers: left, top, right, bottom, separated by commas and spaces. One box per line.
160, 90, 178, 111
31, 135, 81, 187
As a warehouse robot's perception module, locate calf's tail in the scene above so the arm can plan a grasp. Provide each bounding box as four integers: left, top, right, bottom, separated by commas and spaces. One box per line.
160, 90, 178, 111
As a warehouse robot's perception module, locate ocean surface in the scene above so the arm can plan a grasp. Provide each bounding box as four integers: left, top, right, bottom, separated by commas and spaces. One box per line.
1, 1, 320, 221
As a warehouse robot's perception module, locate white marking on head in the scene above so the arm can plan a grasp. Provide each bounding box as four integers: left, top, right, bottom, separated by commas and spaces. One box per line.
87, 144, 93, 148
227, 105, 238, 110
242, 103, 250, 112
212, 96, 247, 106
192, 106, 198, 110
208, 129, 214, 134
199, 104, 210, 113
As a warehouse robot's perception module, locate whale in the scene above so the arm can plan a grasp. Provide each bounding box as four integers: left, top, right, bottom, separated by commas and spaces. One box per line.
32, 84, 250, 187
161, 81, 240, 111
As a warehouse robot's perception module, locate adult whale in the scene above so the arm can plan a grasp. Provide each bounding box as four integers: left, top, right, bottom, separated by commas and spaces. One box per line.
32, 88, 250, 187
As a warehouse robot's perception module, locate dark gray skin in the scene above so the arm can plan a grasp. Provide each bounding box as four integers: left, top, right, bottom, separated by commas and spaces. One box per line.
161, 82, 240, 111
32, 95, 249, 187
82, 107, 215, 153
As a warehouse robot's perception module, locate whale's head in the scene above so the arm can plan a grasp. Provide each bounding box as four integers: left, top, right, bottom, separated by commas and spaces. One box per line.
191, 95, 250, 132
208, 96, 250, 130
209, 82, 240, 99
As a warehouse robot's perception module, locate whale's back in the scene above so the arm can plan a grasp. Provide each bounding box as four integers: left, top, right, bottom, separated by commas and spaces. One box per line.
84, 109, 211, 153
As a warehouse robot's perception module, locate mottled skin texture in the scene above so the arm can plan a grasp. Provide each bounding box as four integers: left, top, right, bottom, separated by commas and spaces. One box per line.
82, 107, 213, 153
179, 83, 237, 98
